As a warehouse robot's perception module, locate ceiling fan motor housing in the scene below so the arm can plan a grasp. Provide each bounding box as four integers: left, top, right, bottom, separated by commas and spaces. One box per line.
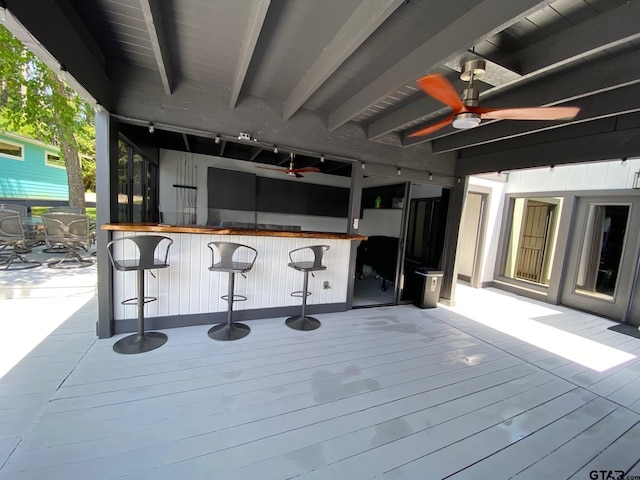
453, 86, 481, 129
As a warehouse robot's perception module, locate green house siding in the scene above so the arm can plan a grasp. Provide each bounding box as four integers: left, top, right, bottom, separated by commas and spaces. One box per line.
0, 132, 68, 201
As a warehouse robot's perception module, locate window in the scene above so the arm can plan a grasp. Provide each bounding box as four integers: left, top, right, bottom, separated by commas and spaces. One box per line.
0, 139, 24, 160
118, 137, 158, 223
503, 197, 562, 286
45, 152, 65, 168
575, 204, 630, 299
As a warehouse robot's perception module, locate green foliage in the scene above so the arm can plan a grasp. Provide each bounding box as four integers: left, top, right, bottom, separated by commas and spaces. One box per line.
0, 24, 95, 202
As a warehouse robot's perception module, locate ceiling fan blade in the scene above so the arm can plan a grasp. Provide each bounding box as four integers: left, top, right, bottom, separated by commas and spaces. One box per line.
407, 114, 455, 137
477, 106, 580, 121
255, 165, 287, 172
292, 167, 321, 173
416, 74, 463, 112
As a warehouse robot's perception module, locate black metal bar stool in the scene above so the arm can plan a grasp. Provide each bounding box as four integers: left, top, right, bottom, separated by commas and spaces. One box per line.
207, 241, 257, 341
107, 235, 173, 354
286, 245, 330, 331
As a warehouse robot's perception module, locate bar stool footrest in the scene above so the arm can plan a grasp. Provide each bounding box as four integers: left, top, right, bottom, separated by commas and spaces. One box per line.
113, 332, 168, 354
122, 296, 157, 306
290, 290, 312, 298
208, 323, 250, 341
221, 294, 247, 303
286, 315, 321, 331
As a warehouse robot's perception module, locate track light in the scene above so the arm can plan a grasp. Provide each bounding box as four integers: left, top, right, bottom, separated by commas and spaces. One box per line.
428, 172, 433, 181
148, 122, 154, 134
214, 135, 221, 144
273, 146, 278, 154
397, 168, 402, 176
320, 154, 325, 163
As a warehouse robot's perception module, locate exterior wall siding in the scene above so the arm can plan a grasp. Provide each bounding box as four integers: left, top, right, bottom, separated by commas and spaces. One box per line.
0, 131, 69, 201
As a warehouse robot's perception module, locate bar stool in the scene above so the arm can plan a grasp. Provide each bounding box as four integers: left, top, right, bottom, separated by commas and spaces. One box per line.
207, 241, 257, 341
107, 235, 173, 354
286, 245, 330, 331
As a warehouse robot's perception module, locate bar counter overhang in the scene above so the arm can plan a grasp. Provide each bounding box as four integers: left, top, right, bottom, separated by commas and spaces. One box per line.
101, 223, 366, 334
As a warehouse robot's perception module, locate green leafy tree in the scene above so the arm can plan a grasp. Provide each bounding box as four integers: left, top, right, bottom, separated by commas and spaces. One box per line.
0, 24, 95, 209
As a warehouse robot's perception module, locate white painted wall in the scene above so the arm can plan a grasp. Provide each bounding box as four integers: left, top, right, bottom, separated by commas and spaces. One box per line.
467, 175, 507, 284
358, 208, 403, 237
505, 157, 640, 193
159, 149, 351, 231
111, 231, 353, 320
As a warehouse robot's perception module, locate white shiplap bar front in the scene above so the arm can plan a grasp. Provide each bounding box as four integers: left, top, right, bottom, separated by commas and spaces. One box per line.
103, 224, 365, 333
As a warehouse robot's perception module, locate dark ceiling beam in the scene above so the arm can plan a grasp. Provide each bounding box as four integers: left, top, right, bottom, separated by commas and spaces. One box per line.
282, 0, 404, 121
4, 0, 112, 108
139, 0, 173, 95
326, 0, 553, 131
249, 147, 263, 161
112, 64, 452, 174
229, 0, 271, 109
456, 113, 640, 176
398, 0, 640, 147
431, 51, 640, 152
513, 0, 640, 76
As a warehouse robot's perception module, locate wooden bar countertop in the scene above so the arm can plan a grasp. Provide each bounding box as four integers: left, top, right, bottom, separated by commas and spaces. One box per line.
102, 223, 367, 240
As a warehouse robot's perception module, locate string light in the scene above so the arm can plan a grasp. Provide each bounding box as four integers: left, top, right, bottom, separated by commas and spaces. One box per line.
273, 146, 278, 154
148, 122, 155, 134
397, 168, 402, 175
622, 157, 627, 166
361, 163, 365, 170
320, 154, 325, 163
428, 172, 433, 181
549, 165, 554, 173
214, 135, 221, 144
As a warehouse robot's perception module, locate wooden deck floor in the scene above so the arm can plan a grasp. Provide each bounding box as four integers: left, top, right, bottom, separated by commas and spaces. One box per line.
1, 284, 640, 479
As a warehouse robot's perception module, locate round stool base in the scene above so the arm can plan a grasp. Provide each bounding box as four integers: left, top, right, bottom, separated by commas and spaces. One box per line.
286, 315, 321, 331
208, 323, 250, 341
113, 332, 167, 354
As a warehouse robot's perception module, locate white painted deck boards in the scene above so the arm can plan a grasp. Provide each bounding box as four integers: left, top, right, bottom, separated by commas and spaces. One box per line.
1, 284, 640, 479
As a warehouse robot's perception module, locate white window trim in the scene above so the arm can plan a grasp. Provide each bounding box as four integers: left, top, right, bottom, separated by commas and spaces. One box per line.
0, 138, 25, 161
45, 151, 65, 169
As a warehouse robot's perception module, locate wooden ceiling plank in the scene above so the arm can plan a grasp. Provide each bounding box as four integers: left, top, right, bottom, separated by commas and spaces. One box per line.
229, 0, 271, 109
282, 0, 404, 121
326, 0, 554, 131
139, 0, 174, 95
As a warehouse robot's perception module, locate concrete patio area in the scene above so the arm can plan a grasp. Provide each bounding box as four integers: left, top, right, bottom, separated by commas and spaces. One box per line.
1, 258, 640, 479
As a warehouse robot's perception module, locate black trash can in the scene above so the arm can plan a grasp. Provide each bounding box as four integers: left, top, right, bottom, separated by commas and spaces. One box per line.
413, 267, 444, 309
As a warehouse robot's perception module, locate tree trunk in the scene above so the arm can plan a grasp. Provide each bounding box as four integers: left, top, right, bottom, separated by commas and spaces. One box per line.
61, 141, 85, 210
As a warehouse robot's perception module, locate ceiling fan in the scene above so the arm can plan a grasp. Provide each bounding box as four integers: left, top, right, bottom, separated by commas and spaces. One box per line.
408, 59, 581, 137
256, 152, 320, 178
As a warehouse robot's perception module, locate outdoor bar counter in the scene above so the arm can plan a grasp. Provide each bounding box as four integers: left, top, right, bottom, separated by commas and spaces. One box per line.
102, 223, 366, 334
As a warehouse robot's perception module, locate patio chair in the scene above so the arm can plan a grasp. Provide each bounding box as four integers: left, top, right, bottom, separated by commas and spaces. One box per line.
41, 213, 93, 268
0, 209, 41, 270
0, 204, 28, 218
